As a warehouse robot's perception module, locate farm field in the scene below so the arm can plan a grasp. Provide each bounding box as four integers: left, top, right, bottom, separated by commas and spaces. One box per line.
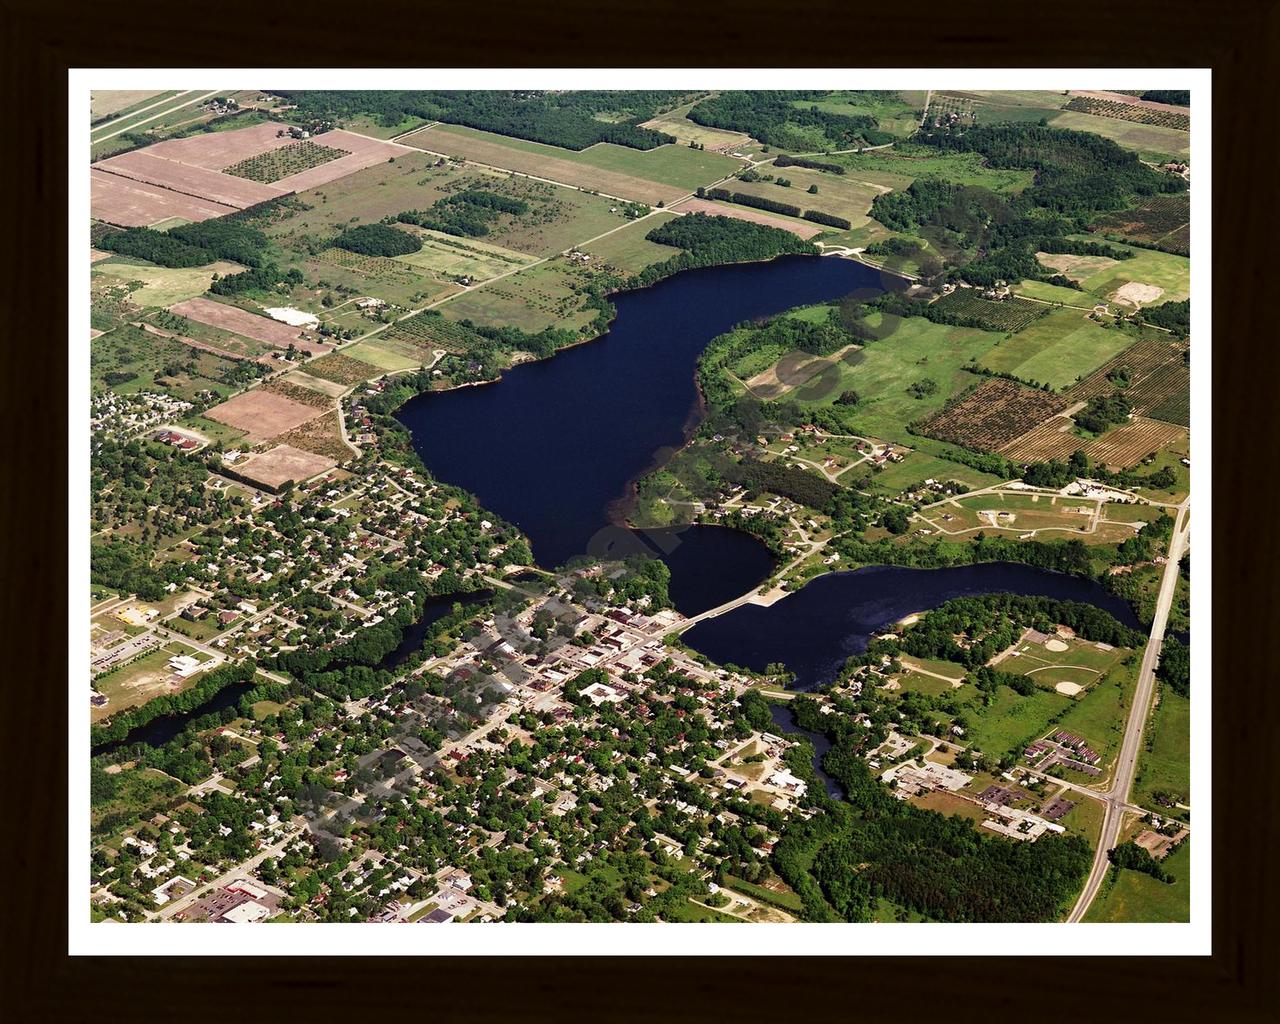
204, 388, 327, 443
1084, 417, 1188, 471
90, 169, 238, 228
405, 123, 736, 205
670, 197, 824, 239
793, 90, 926, 139
1064, 338, 1190, 426
296, 353, 380, 387
1090, 193, 1190, 256
1011, 279, 1096, 306
342, 337, 429, 372
1133, 689, 1191, 814
977, 308, 1138, 389
91, 258, 245, 309
580, 213, 682, 274
793, 314, 999, 445
168, 297, 329, 354
91, 324, 249, 402
394, 229, 538, 280
929, 288, 1048, 333
1049, 109, 1190, 162
91, 90, 177, 123
230, 444, 338, 490
929, 89, 1072, 128
1084, 839, 1190, 922
223, 140, 351, 183
915, 377, 1066, 453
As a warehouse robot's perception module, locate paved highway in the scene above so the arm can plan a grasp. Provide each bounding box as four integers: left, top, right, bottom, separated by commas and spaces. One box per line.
1067, 499, 1189, 922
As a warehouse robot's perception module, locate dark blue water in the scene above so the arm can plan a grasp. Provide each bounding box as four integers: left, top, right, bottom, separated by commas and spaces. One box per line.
397, 255, 890, 615
684, 563, 1141, 692
769, 703, 841, 798
92, 681, 255, 757
370, 590, 492, 672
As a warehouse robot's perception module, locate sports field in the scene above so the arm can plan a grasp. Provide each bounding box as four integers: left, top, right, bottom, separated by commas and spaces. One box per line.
978, 308, 1139, 390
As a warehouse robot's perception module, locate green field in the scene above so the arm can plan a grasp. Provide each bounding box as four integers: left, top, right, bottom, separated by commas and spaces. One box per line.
92, 324, 247, 401
732, 167, 886, 230
1012, 279, 1096, 306
430, 122, 742, 191
342, 337, 424, 372
394, 229, 538, 280
1052, 658, 1139, 769
865, 451, 1007, 493
580, 212, 682, 273
1133, 689, 1191, 814
1084, 839, 1190, 922
832, 144, 1037, 194
959, 686, 1070, 756
978, 308, 1139, 390
793, 90, 927, 140
793, 312, 997, 444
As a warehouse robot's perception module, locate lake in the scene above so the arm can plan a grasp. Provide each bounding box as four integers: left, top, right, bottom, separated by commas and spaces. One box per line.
683, 563, 1141, 691
397, 254, 893, 615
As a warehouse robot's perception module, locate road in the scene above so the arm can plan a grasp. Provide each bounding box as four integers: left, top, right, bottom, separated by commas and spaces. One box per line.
148, 825, 301, 921
93, 91, 222, 143
1067, 499, 1190, 922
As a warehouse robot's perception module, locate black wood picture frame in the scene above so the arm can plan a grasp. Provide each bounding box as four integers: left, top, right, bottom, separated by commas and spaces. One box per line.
3, 2, 1273, 1019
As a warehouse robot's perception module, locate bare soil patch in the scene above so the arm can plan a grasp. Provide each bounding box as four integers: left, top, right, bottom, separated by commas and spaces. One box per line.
91, 169, 238, 227
228, 444, 337, 491
1111, 281, 1164, 307
169, 297, 330, 355
204, 390, 327, 443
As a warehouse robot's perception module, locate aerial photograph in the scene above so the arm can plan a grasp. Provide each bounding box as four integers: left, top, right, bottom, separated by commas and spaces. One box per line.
83, 84, 1195, 932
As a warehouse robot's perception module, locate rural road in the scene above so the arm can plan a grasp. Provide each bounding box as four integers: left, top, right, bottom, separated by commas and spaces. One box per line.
1067, 499, 1190, 922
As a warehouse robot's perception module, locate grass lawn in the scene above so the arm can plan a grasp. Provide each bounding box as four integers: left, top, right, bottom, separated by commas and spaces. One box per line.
640, 103, 751, 149
1059, 792, 1106, 849
978, 308, 1139, 390
961, 685, 1071, 758
662, 898, 743, 923
1053, 657, 1140, 769
865, 451, 1006, 493
344, 113, 430, 139
183, 414, 248, 447
342, 337, 424, 372
797, 312, 997, 445
725, 874, 804, 913
580, 212, 682, 274
394, 230, 537, 281
1133, 689, 1190, 814
1084, 839, 1190, 922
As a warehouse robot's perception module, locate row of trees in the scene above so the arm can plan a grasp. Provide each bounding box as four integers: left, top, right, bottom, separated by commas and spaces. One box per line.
91, 660, 257, 747
274, 90, 688, 151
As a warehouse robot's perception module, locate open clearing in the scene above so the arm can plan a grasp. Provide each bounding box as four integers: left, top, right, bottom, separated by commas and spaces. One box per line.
733, 167, 886, 229
1085, 840, 1189, 922
581, 213, 682, 274
227, 444, 337, 490
91, 259, 244, 308
91, 90, 171, 121
91, 169, 238, 227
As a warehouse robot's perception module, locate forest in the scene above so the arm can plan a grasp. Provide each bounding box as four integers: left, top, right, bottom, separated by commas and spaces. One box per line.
770, 708, 1092, 921
273, 90, 689, 150
687, 91, 894, 151
332, 222, 422, 257
98, 217, 271, 269
395, 189, 529, 239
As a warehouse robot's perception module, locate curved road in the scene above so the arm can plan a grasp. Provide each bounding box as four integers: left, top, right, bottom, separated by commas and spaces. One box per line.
1067, 499, 1190, 922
